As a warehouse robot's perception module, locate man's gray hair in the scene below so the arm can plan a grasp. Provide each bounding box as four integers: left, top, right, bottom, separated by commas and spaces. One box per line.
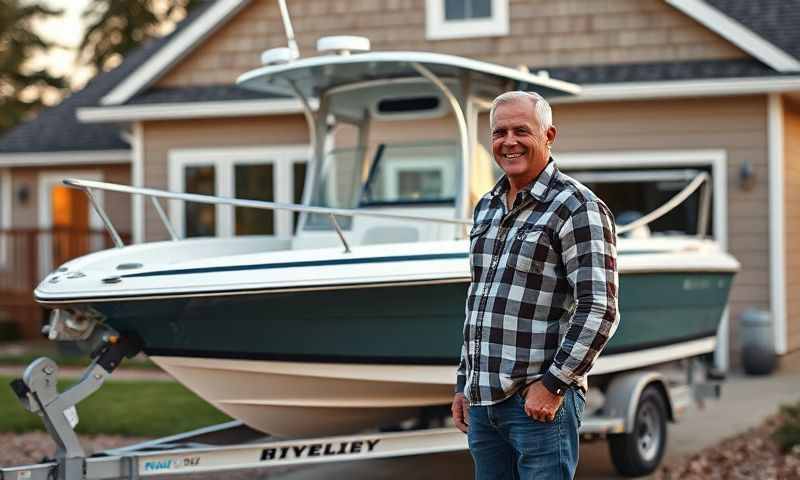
490, 91, 552, 131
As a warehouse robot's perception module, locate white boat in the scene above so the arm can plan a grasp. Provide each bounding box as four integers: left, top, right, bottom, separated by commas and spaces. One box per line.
35, 37, 738, 438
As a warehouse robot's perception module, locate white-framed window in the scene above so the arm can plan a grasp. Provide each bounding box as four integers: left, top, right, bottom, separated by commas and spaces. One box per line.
379, 158, 456, 203
556, 150, 727, 248
168, 146, 308, 238
425, 0, 509, 40
358, 142, 459, 206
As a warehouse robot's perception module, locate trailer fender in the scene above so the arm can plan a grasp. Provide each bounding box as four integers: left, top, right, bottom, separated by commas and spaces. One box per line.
603, 371, 673, 433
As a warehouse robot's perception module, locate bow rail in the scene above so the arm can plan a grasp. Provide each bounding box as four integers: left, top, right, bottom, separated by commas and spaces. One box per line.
63, 168, 711, 251
62, 178, 473, 252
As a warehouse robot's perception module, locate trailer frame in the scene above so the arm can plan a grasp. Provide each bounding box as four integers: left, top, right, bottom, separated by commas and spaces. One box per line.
1, 337, 721, 480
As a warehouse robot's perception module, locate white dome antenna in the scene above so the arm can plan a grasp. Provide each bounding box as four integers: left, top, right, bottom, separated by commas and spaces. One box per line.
317, 36, 371, 56
261, 47, 294, 66
276, 0, 300, 60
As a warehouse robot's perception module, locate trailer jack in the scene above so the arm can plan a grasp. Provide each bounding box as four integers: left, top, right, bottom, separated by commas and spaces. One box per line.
6, 335, 142, 480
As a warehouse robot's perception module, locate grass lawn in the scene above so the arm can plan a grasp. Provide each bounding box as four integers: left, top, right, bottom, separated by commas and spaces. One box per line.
0, 376, 231, 437
0, 353, 157, 369
0, 343, 158, 369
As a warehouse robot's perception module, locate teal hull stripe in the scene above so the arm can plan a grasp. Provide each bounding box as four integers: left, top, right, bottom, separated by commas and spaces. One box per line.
121, 253, 469, 278
121, 249, 702, 279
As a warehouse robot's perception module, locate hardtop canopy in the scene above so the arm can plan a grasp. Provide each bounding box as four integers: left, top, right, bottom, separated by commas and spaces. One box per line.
237, 51, 580, 100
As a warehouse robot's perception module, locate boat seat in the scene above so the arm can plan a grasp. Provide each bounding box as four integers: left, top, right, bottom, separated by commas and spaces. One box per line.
361, 226, 419, 245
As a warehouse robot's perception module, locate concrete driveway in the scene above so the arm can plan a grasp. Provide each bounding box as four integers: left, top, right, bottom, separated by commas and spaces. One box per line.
267, 355, 800, 479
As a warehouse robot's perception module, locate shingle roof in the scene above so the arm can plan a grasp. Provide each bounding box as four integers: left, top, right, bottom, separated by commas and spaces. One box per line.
707, 0, 800, 60
539, 58, 787, 85
126, 85, 288, 104
0, 1, 216, 155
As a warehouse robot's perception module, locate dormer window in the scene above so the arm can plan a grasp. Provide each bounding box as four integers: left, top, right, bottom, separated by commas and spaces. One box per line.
426, 0, 509, 40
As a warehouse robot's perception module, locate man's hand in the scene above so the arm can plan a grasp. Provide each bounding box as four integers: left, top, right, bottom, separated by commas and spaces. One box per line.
451, 393, 469, 433
522, 382, 564, 422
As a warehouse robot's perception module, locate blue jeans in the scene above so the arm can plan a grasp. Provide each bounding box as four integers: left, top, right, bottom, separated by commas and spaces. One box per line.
467, 388, 585, 480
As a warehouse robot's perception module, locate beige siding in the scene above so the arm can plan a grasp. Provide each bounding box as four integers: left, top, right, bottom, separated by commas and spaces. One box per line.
157, 0, 746, 88
11, 169, 37, 228
9, 165, 130, 232
784, 98, 800, 353
552, 96, 769, 359
102, 165, 133, 236
141, 116, 309, 240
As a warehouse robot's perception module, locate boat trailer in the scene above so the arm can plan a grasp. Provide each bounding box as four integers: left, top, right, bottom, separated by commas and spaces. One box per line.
1, 336, 722, 480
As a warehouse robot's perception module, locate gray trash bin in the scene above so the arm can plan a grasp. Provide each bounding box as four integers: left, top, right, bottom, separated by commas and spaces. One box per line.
739, 308, 777, 375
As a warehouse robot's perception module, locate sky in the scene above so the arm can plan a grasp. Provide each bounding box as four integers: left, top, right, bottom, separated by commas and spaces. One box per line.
28, 0, 93, 87
28, 0, 187, 91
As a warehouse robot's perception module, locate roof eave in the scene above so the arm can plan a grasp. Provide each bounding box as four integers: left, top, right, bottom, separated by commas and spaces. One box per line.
0, 149, 131, 167
100, 0, 251, 106
78, 98, 313, 123
550, 75, 800, 104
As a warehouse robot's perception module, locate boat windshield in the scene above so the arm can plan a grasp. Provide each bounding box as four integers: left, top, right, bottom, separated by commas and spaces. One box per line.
304, 140, 459, 230
360, 141, 458, 206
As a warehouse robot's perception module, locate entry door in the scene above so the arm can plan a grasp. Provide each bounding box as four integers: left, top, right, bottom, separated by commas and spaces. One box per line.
51, 185, 90, 267
38, 171, 104, 278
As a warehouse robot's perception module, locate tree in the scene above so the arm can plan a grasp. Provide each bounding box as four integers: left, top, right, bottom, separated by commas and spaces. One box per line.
79, 0, 201, 74
0, 0, 67, 133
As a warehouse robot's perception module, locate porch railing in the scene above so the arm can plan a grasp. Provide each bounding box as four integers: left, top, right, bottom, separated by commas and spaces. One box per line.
0, 228, 130, 339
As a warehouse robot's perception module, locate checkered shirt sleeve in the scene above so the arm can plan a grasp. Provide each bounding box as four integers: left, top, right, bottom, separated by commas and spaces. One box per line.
540, 201, 619, 395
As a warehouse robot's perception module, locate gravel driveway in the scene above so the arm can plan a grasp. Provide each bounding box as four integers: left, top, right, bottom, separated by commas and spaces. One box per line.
0, 432, 150, 467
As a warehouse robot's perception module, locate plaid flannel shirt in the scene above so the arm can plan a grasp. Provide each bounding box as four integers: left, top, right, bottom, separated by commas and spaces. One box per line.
456, 159, 619, 405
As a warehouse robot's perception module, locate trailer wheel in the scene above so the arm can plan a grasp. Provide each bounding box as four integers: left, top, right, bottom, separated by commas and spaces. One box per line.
608, 385, 668, 477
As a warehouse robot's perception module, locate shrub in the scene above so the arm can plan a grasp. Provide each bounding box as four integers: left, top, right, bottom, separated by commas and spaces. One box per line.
772, 401, 800, 452
0, 321, 21, 342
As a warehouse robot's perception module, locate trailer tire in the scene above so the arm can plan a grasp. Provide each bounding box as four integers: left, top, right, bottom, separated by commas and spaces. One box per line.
608, 384, 668, 477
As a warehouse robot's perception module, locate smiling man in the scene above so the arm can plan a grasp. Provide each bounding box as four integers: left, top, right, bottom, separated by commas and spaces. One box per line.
452, 91, 620, 479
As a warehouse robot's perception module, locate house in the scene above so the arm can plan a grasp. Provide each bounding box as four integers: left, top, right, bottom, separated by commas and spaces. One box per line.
0, 0, 798, 369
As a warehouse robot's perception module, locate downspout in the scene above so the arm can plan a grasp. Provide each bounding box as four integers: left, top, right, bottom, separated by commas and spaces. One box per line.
768, 93, 787, 355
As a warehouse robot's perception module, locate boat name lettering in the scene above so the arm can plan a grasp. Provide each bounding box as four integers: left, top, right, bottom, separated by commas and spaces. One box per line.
260, 439, 381, 461
142, 456, 200, 472
682, 278, 712, 291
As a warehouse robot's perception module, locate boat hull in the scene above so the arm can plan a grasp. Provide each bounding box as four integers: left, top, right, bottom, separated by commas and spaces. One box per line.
93, 272, 733, 363
89, 270, 732, 436
150, 356, 456, 437
150, 335, 718, 437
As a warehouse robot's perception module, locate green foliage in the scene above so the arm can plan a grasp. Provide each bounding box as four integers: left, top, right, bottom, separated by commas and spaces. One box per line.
0, 351, 157, 368
79, 0, 201, 74
0, 376, 231, 436
773, 401, 800, 453
0, 340, 157, 368
0, 0, 67, 132
0, 322, 21, 342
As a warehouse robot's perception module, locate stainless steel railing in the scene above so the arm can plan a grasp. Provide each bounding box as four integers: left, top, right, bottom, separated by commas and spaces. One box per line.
63, 168, 712, 251
614, 171, 711, 236
62, 178, 472, 252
